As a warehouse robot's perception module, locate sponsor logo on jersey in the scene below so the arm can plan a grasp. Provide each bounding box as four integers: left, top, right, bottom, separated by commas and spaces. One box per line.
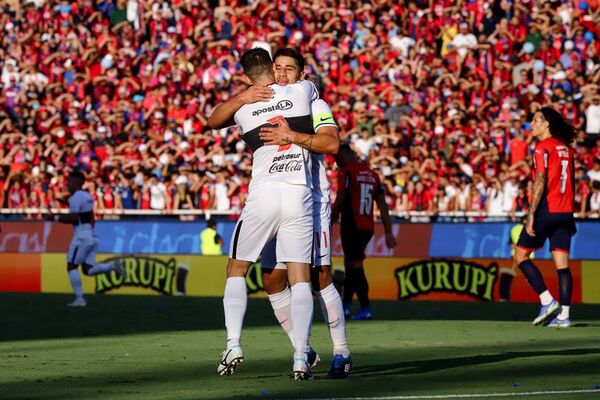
269, 153, 303, 174
95, 256, 176, 295
395, 259, 498, 301
251, 100, 294, 117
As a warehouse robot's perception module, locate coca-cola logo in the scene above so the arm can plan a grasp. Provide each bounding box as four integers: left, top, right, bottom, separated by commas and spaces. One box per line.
268, 159, 303, 173
269, 153, 303, 174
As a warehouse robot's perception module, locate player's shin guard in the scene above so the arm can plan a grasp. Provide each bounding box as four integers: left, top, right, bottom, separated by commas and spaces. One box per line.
223, 277, 247, 347
557, 268, 572, 319
290, 282, 313, 358
317, 284, 350, 357
268, 286, 294, 346
68, 269, 84, 299
518, 260, 547, 295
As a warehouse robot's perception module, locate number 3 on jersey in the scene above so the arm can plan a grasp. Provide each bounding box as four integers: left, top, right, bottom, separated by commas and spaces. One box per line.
359, 183, 373, 215
559, 159, 569, 194
267, 116, 291, 151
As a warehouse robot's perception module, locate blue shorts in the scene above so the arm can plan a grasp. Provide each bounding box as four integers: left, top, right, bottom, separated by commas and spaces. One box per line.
517, 209, 576, 253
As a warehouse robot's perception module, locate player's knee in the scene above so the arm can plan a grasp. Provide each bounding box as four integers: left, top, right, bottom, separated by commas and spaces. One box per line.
81, 264, 92, 276
262, 273, 286, 294
227, 259, 249, 277
318, 267, 333, 289
513, 251, 528, 265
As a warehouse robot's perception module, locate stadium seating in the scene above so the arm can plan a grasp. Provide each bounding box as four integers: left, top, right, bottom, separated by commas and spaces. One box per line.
0, 0, 599, 218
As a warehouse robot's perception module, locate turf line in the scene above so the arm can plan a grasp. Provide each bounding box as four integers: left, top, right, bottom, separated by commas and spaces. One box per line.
304, 388, 600, 399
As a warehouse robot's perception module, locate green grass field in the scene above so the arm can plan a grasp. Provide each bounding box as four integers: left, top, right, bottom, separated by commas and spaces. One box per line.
1, 293, 599, 400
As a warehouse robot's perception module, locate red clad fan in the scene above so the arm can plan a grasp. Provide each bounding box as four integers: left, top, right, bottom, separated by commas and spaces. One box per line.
332, 145, 397, 320
514, 107, 577, 328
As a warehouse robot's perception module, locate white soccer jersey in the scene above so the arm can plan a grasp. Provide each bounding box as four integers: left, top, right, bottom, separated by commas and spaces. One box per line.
233, 80, 319, 191
229, 80, 318, 264
260, 98, 338, 269
67, 189, 98, 265
69, 190, 94, 234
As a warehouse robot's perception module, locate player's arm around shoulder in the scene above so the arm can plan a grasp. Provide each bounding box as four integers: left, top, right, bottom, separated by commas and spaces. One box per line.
207, 85, 274, 129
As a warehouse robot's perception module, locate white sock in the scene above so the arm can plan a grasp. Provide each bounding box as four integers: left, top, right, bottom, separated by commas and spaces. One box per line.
317, 283, 350, 357
87, 263, 116, 276
268, 287, 295, 346
223, 277, 247, 348
558, 305, 570, 320
290, 282, 313, 358
539, 290, 553, 305
68, 269, 84, 299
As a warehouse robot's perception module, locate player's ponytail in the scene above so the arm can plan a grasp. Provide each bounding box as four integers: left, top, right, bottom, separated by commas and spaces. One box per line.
539, 106, 576, 146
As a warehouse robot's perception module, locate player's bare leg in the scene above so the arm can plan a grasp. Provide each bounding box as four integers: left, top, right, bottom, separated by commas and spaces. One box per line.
81, 261, 124, 277
514, 247, 559, 325
314, 265, 352, 378
218, 259, 252, 376
547, 250, 572, 328
287, 262, 314, 380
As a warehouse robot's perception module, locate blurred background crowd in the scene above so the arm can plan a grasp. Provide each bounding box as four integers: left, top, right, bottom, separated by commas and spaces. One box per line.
1, 0, 600, 220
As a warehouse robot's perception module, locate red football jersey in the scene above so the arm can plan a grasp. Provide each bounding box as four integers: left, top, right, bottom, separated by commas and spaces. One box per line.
532, 137, 575, 213
338, 162, 383, 231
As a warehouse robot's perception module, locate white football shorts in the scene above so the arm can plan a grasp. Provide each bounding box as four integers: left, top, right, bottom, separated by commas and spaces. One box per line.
229, 183, 313, 264
67, 225, 99, 266
261, 199, 331, 269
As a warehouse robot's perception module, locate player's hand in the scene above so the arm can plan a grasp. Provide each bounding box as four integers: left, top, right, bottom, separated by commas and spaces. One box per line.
237, 85, 274, 104
385, 232, 397, 249
260, 119, 294, 146
525, 214, 536, 237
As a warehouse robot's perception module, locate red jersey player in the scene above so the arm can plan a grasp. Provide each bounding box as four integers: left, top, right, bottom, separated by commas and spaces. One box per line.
514, 107, 577, 328
332, 145, 396, 320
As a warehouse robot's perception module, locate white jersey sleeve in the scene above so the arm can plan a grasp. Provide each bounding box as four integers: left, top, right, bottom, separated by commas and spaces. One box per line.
311, 99, 337, 132
309, 99, 337, 204
298, 80, 320, 102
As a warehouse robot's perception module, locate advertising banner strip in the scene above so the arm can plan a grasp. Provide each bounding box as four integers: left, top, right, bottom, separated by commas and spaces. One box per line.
2, 221, 600, 260
0, 252, 594, 304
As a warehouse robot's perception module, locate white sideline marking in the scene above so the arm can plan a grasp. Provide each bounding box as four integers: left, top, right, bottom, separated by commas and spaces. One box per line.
303, 388, 600, 400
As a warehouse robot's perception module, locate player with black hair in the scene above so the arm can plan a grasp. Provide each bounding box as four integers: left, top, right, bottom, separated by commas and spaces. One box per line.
514, 107, 577, 328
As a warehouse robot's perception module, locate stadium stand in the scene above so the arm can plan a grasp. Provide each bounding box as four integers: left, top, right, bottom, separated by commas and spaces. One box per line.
0, 0, 599, 220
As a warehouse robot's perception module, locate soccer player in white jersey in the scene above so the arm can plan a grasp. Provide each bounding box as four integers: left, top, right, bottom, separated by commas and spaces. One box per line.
207, 48, 339, 380
211, 48, 350, 378
50, 172, 124, 307
261, 49, 351, 379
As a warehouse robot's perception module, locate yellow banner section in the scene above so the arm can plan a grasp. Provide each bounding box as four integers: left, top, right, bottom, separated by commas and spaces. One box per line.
41, 254, 267, 298
582, 261, 600, 304
34, 254, 600, 304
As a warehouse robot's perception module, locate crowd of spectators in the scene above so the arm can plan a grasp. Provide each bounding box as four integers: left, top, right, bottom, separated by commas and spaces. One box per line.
1, 0, 600, 220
